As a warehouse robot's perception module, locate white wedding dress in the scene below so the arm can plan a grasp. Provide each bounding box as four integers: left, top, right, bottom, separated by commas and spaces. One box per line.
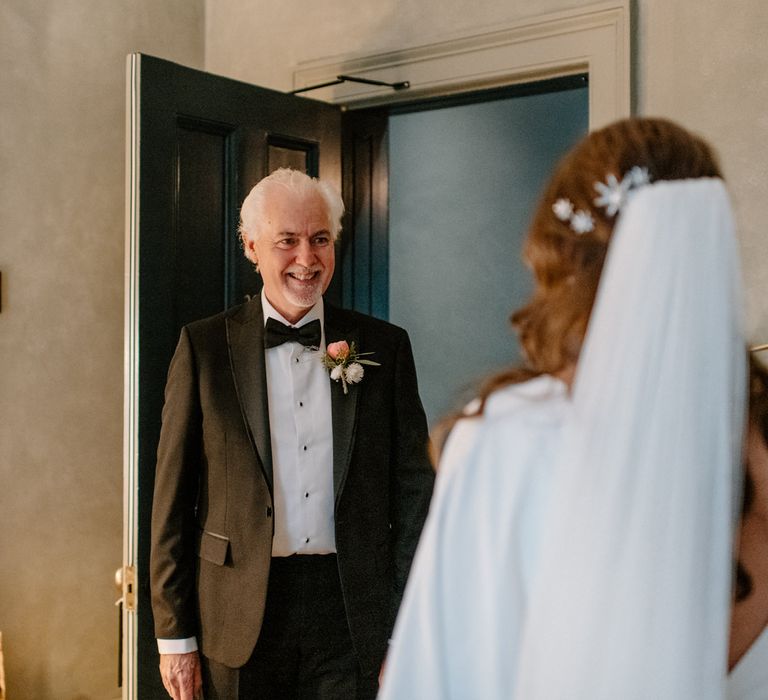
379, 179, 745, 700
728, 626, 768, 700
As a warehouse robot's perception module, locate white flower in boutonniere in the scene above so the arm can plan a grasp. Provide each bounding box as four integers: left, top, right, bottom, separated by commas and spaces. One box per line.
322, 340, 380, 394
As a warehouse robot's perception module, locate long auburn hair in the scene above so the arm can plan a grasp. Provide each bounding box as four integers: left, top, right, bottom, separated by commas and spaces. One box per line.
433, 118, 723, 459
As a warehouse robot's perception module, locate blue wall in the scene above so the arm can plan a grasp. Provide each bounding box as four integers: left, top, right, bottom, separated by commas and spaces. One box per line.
388, 87, 588, 426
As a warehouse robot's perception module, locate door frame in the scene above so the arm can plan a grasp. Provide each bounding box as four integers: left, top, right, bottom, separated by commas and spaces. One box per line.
292, 1, 629, 129
339, 74, 589, 321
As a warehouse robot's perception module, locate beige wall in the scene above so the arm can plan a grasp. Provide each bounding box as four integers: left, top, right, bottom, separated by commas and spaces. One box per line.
0, 1, 203, 698
636, 0, 768, 342
204, 0, 591, 90
0, 1, 765, 698
205, 0, 768, 342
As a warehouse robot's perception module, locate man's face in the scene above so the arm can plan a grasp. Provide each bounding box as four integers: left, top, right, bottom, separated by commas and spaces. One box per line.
244, 187, 335, 323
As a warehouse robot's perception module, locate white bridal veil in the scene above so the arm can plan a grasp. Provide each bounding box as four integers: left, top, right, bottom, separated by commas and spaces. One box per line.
380, 178, 746, 699
515, 178, 745, 698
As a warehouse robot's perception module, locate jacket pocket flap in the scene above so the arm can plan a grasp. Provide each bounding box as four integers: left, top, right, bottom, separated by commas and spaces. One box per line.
198, 530, 229, 566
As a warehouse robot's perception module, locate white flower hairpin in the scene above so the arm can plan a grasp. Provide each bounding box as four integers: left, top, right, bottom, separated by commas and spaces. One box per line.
552, 198, 595, 234
552, 166, 651, 235
593, 166, 651, 216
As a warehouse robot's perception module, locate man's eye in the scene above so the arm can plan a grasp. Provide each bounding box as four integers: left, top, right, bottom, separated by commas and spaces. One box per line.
277, 238, 296, 248
313, 236, 330, 246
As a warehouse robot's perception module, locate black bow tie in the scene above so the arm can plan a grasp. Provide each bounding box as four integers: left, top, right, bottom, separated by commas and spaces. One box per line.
264, 317, 322, 349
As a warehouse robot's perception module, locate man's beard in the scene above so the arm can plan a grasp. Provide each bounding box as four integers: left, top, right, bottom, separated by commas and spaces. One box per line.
284, 267, 323, 309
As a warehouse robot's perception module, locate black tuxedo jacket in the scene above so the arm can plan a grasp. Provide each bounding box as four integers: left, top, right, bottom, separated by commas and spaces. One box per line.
150, 298, 434, 673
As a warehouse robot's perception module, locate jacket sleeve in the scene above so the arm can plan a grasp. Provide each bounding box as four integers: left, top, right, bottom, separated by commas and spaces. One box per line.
388, 330, 435, 628
150, 326, 203, 640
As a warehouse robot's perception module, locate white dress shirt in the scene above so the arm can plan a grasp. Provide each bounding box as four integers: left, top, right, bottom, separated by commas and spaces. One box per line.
262, 292, 336, 556
158, 294, 335, 655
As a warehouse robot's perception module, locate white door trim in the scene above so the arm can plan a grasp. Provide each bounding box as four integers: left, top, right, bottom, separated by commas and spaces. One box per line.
293, 1, 629, 129
122, 52, 141, 700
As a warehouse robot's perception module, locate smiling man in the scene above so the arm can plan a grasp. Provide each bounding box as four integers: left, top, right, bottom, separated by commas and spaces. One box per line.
150, 168, 434, 700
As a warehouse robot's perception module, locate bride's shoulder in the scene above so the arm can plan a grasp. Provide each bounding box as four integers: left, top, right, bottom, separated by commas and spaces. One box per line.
483, 374, 569, 421
439, 375, 568, 477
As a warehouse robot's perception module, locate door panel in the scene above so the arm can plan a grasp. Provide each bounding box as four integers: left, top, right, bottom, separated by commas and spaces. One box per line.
175, 118, 230, 325
125, 53, 341, 699
267, 134, 319, 173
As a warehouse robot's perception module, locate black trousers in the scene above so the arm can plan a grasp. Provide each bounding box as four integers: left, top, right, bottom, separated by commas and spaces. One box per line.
201, 555, 378, 700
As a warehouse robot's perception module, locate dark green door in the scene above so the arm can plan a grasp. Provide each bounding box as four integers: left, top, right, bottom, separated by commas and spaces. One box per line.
126, 53, 341, 699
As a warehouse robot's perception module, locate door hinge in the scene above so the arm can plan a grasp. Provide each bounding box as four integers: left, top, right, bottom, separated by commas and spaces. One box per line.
115, 565, 137, 612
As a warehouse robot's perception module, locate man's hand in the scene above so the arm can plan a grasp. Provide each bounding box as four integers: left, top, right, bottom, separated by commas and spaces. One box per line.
159, 651, 203, 700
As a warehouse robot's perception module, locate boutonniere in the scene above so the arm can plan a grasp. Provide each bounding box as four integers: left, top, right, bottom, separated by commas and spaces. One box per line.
322, 340, 380, 394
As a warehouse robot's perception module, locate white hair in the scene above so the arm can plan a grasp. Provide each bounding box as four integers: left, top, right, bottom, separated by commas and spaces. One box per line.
238, 168, 344, 247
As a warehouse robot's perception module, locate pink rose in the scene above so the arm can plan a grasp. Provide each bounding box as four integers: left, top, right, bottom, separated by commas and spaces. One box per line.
327, 340, 350, 360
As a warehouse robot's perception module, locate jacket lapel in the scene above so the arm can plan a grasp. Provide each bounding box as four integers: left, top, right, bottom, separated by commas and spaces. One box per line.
226, 299, 273, 489
324, 303, 361, 504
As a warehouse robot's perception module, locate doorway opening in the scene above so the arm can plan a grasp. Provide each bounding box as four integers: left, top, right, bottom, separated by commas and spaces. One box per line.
124, 56, 590, 699
346, 76, 588, 424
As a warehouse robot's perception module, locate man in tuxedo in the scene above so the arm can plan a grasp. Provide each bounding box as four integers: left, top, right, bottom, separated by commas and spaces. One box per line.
150, 168, 434, 700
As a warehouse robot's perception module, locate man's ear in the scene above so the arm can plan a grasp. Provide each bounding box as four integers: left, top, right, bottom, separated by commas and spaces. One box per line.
244, 236, 258, 264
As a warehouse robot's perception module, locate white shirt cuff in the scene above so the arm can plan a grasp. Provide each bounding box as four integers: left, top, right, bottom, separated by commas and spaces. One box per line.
157, 637, 198, 654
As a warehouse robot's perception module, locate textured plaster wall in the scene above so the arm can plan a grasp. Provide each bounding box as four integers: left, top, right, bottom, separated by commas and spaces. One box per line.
0, 1, 203, 698
203, 0, 590, 91
636, 0, 768, 342
0, 1, 764, 697
205, 0, 768, 343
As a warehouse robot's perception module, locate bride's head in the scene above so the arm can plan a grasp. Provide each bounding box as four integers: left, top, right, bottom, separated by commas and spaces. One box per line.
513, 117, 722, 376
